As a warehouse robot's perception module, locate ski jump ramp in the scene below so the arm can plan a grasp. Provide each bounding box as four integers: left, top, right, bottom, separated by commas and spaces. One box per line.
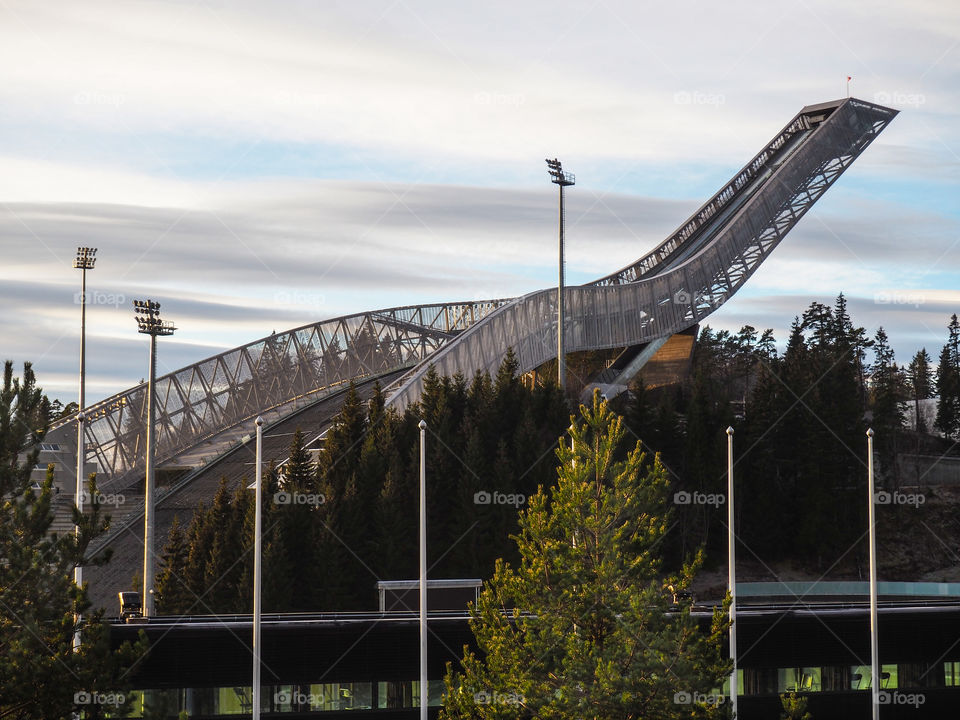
49, 98, 897, 493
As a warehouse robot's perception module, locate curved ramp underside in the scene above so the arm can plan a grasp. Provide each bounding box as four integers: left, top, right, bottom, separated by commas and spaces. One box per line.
48, 97, 896, 492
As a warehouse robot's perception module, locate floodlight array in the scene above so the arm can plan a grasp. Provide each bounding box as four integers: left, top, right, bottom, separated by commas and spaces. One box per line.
133, 299, 176, 336
74, 247, 97, 270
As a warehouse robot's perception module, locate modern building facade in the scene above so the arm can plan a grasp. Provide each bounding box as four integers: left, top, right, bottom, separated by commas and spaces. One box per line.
107, 583, 960, 720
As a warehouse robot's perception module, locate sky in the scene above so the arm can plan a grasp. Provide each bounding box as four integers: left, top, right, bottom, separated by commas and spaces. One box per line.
1, 0, 958, 405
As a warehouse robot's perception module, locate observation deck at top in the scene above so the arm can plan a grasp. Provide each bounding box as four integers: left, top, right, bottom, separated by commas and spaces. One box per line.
47, 97, 898, 496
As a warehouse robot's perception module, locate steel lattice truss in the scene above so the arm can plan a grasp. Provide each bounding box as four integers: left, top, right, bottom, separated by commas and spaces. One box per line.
49, 301, 508, 491
387, 98, 898, 409
49, 98, 896, 490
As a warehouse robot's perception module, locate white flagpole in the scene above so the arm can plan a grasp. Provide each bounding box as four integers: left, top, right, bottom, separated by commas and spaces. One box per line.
419, 419, 428, 720
727, 426, 737, 718
253, 416, 263, 720
867, 428, 880, 720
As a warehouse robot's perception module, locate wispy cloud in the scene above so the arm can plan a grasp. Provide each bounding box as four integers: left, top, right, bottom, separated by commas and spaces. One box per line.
1, 0, 957, 402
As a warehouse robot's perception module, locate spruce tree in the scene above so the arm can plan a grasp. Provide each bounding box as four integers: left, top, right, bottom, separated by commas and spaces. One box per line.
935, 315, 960, 439
740, 305, 865, 564
624, 376, 653, 448
908, 348, 933, 433
155, 516, 191, 614
318, 383, 366, 499
276, 429, 328, 611
870, 328, 904, 485
832, 292, 872, 406
180, 500, 212, 610
203, 479, 246, 611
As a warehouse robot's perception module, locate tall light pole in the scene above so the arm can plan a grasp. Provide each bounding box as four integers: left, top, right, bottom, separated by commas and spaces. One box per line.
133, 299, 176, 617
546, 158, 574, 393
726, 426, 737, 718
867, 428, 880, 720
252, 416, 263, 720
418, 419, 428, 720
73, 246, 96, 650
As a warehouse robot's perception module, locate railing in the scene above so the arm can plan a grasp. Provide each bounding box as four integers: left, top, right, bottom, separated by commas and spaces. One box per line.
46, 98, 898, 492
48, 301, 511, 491
386, 99, 898, 410
590, 101, 839, 286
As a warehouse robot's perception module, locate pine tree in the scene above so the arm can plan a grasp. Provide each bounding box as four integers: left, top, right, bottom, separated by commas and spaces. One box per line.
739, 338, 785, 551
0, 361, 145, 719
417, 366, 468, 580
276, 429, 328, 610
155, 516, 191, 614
260, 461, 298, 612
440, 392, 730, 720
180, 500, 212, 610
870, 328, 904, 485
316, 390, 362, 609
871, 328, 902, 421
203, 479, 246, 611
936, 315, 960, 439
780, 692, 812, 720
373, 459, 417, 584
624, 376, 653, 448
757, 328, 778, 361
740, 304, 865, 565
678, 370, 730, 558
318, 383, 365, 500
949, 314, 960, 366
832, 292, 872, 407
908, 348, 933, 433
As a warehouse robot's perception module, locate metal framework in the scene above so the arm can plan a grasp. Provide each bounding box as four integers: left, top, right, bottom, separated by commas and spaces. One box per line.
47, 98, 897, 491
49, 301, 509, 491
386, 98, 897, 409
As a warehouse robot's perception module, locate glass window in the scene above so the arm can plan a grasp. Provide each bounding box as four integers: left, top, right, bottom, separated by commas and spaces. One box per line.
125, 681, 434, 715
296, 683, 373, 711
135, 688, 189, 717
946, 662, 960, 687
349, 683, 373, 710
378, 681, 441, 709
410, 681, 442, 708
821, 665, 851, 692
217, 686, 252, 714
272, 685, 296, 712
720, 669, 744, 697
741, 668, 778, 696
777, 668, 819, 693
378, 681, 414, 709
778, 668, 799, 693
851, 666, 869, 690
850, 664, 897, 690
899, 662, 940, 688
799, 667, 821, 692
883, 664, 898, 690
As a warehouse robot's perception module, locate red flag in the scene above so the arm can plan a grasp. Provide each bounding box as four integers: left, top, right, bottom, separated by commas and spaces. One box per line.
847, 76, 852, 81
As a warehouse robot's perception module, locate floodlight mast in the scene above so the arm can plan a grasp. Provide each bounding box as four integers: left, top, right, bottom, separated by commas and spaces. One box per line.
546, 159, 574, 393
133, 299, 176, 617
73, 247, 96, 650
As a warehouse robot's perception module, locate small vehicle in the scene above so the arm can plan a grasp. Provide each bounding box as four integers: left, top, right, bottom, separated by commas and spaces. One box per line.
118, 591, 144, 622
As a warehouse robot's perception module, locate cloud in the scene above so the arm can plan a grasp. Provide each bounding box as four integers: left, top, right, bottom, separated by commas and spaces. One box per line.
3, 0, 956, 179
4, 174, 954, 404
0, 183, 696, 400
1, 0, 957, 404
